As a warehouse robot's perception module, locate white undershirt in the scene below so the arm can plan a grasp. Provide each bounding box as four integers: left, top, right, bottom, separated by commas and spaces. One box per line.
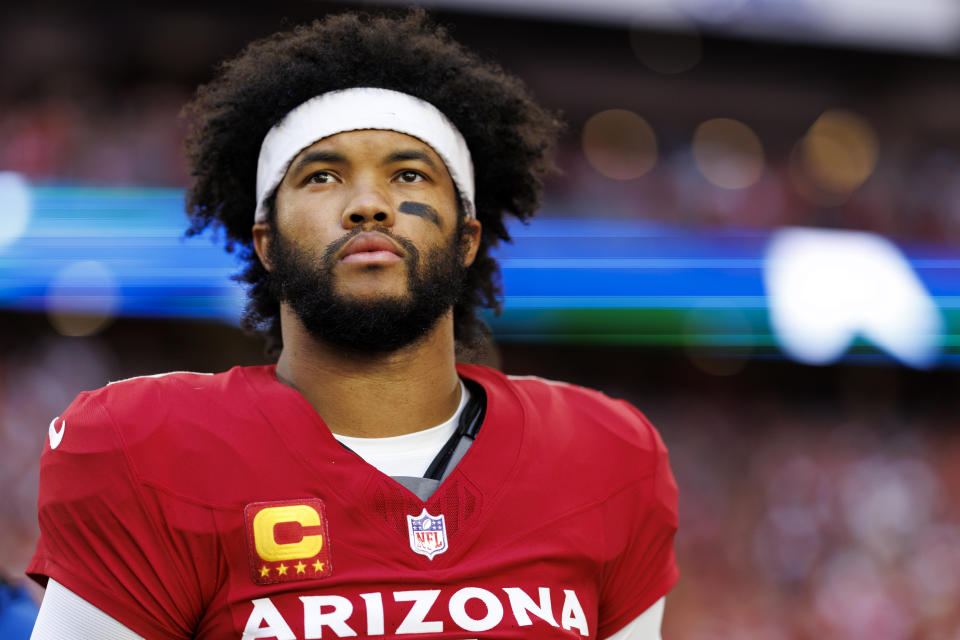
30, 378, 664, 640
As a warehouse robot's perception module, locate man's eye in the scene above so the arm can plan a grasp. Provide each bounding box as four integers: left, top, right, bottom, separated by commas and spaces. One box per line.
307, 171, 336, 184
397, 170, 425, 183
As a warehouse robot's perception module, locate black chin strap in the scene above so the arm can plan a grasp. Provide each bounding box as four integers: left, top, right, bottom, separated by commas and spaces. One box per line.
423, 377, 486, 481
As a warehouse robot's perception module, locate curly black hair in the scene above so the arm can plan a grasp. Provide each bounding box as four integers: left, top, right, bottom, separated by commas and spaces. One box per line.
182, 9, 562, 358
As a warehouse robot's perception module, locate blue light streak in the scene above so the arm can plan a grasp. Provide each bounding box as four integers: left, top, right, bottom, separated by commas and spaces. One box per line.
0, 187, 957, 368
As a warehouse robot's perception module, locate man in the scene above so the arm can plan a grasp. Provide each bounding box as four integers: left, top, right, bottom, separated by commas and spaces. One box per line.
28, 10, 678, 639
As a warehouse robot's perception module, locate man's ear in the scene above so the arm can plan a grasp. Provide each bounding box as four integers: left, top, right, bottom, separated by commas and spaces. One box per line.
252, 223, 273, 271
461, 218, 482, 268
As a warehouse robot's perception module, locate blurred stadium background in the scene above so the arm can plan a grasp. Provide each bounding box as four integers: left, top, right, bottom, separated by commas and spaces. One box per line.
2, 0, 960, 637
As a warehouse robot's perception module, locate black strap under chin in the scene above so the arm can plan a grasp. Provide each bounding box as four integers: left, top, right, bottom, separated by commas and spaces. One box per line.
422, 377, 486, 481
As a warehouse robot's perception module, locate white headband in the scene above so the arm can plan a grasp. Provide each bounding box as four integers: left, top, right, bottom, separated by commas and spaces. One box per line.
255, 87, 475, 222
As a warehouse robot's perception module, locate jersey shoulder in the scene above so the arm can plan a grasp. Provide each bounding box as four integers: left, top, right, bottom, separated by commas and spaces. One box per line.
461, 365, 669, 491
80, 365, 263, 431
45, 365, 273, 506
93, 366, 249, 412
504, 371, 665, 456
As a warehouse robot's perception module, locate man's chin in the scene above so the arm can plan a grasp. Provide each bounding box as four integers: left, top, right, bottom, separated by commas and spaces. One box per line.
333, 289, 412, 306
332, 280, 413, 304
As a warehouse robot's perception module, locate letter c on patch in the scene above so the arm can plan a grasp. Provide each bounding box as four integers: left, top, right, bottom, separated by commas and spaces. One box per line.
253, 504, 324, 561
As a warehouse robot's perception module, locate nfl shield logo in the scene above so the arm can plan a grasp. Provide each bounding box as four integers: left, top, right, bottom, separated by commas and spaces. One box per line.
406, 508, 448, 560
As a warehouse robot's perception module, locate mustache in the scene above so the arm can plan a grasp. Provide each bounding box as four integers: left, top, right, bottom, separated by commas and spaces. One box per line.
320, 227, 419, 265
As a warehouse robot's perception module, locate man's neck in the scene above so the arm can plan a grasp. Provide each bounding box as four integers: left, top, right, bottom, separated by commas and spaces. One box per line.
274, 309, 462, 438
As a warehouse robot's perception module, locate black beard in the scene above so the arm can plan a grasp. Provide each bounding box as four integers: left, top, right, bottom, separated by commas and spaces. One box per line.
266, 224, 467, 354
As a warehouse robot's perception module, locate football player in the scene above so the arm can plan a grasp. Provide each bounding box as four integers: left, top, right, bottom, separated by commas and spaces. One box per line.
29, 10, 678, 640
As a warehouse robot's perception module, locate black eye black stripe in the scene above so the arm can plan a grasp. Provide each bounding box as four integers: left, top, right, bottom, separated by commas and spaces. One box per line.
398, 201, 441, 227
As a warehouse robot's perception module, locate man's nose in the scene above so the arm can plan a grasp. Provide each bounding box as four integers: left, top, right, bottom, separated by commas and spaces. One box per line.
341, 182, 394, 228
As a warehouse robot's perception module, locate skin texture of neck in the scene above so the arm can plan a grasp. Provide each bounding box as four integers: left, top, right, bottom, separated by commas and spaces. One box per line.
274, 305, 462, 438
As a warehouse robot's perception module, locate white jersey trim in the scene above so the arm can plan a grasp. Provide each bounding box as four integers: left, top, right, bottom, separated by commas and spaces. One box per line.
106, 370, 214, 386
505, 374, 577, 388
31, 579, 143, 640
601, 597, 665, 640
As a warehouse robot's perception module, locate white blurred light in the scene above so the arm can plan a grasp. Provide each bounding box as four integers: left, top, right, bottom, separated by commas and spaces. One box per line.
680, 0, 749, 24
0, 172, 32, 249
804, 0, 960, 52
375, 0, 960, 55
46, 260, 120, 337
692, 118, 765, 190
764, 228, 943, 368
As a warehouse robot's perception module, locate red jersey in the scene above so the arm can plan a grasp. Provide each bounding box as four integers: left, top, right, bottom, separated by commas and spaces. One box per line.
28, 364, 678, 639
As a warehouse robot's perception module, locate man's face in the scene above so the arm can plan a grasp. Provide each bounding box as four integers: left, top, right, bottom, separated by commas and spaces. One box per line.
254, 130, 481, 353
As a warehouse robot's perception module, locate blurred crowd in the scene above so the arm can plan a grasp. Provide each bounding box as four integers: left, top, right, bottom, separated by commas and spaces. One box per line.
660, 400, 960, 639
0, 87, 190, 187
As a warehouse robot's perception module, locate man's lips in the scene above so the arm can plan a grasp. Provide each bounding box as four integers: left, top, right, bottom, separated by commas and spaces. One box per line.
338, 232, 404, 264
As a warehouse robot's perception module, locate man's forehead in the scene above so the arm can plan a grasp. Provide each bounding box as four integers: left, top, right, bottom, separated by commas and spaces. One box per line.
293, 129, 442, 163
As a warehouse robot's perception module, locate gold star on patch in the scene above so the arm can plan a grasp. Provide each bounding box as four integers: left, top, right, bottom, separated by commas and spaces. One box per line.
259, 566, 270, 578
277, 563, 288, 576
313, 560, 325, 573
295, 561, 306, 574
